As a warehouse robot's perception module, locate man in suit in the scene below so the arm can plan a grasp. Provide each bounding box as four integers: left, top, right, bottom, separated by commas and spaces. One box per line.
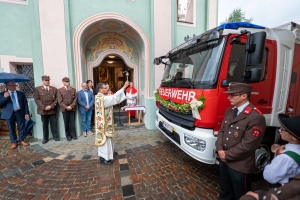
216, 82, 266, 200
57, 77, 77, 141
77, 82, 94, 137
33, 75, 59, 144
0, 80, 30, 149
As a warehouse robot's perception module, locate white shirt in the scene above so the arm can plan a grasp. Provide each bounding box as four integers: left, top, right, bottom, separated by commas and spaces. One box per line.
235, 101, 250, 115
263, 143, 300, 184
8, 90, 20, 109
43, 85, 49, 90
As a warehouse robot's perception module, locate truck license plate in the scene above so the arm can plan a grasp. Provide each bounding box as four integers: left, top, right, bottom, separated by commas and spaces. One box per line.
163, 121, 173, 132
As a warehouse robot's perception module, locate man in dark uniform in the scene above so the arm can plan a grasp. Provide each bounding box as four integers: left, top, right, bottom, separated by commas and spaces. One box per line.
33, 75, 59, 144
57, 77, 77, 141
216, 82, 266, 200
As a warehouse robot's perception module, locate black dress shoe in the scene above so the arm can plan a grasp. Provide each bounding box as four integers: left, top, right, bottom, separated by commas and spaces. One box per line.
67, 137, 72, 141
42, 140, 48, 144
72, 137, 78, 140
100, 160, 113, 165
54, 138, 60, 141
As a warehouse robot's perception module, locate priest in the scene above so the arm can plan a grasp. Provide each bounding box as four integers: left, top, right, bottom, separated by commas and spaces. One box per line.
94, 81, 129, 165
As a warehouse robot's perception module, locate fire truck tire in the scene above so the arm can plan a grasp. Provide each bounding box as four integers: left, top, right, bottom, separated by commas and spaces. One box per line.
254, 144, 271, 175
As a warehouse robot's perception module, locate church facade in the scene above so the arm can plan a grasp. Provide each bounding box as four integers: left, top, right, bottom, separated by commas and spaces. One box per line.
0, 0, 218, 138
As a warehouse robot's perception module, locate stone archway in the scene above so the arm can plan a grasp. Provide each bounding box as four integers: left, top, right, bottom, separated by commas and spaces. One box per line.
73, 12, 150, 98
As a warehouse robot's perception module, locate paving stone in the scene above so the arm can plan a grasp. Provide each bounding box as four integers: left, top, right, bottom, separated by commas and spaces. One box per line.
0, 126, 269, 199
32, 160, 45, 166
120, 170, 131, 178
118, 154, 127, 159
3, 169, 20, 177
120, 164, 129, 171
122, 184, 135, 197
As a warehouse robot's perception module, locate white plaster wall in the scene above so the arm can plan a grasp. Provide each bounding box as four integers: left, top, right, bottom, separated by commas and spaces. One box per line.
38, 0, 68, 87
153, 0, 172, 89
208, 0, 218, 29
0, 55, 33, 73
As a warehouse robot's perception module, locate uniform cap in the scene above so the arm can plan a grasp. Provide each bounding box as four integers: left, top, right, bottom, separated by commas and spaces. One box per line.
41, 75, 50, 81
278, 114, 300, 141
224, 82, 253, 94
62, 77, 70, 82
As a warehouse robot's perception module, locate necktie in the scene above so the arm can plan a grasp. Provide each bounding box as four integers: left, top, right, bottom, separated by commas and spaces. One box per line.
11, 92, 18, 110
233, 108, 238, 118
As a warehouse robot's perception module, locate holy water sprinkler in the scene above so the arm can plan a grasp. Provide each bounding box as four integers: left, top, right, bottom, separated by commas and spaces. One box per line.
123, 71, 129, 81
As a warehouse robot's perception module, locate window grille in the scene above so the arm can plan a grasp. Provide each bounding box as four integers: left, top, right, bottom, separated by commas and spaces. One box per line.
16, 65, 35, 98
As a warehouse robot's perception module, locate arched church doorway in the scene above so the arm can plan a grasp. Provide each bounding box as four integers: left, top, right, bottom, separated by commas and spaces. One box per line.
93, 55, 134, 93
73, 13, 150, 99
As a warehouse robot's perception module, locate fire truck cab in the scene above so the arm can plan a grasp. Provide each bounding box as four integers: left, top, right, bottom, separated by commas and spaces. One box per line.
154, 22, 300, 173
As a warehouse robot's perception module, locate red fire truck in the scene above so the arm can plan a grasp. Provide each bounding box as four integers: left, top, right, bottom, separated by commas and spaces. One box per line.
153, 22, 300, 173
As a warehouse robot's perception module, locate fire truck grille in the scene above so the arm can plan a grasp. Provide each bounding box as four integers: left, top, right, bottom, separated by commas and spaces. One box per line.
158, 105, 195, 130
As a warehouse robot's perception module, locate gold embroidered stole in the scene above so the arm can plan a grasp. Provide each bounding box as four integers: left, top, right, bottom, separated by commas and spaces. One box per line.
94, 93, 115, 146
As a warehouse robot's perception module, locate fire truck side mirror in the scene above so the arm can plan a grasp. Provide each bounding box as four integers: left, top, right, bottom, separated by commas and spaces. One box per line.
243, 68, 262, 83
153, 57, 162, 65
245, 32, 266, 66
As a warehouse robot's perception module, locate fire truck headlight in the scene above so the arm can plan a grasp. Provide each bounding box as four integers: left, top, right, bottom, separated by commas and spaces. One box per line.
184, 134, 206, 152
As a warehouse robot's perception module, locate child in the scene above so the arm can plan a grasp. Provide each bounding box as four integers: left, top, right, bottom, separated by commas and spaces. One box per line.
263, 114, 300, 185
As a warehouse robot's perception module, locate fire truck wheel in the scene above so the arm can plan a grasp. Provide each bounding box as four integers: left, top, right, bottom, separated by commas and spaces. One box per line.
254, 144, 271, 176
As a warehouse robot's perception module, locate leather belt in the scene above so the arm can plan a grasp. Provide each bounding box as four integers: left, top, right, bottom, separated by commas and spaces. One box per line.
13, 109, 21, 113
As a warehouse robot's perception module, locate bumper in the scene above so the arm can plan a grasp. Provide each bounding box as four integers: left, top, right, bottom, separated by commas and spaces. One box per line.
155, 110, 217, 164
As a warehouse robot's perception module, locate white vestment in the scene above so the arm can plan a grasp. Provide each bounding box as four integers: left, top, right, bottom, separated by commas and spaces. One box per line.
126, 88, 138, 105
97, 88, 126, 160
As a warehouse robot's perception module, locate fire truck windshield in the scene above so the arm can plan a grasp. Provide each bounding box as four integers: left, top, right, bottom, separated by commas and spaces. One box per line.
161, 38, 225, 89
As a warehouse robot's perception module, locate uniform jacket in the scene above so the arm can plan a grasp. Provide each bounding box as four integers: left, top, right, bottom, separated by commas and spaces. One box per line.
216, 103, 266, 173
33, 86, 58, 115
57, 87, 77, 112
0, 91, 29, 119
240, 174, 300, 200
77, 89, 94, 112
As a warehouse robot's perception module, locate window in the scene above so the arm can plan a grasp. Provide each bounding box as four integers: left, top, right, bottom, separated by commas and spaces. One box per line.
227, 44, 267, 83
177, 0, 194, 24
0, 0, 28, 5
16, 65, 35, 98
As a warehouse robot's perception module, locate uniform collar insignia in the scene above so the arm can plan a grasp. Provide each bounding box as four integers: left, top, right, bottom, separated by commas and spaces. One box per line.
243, 106, 253, 115
42, 86, 52, 90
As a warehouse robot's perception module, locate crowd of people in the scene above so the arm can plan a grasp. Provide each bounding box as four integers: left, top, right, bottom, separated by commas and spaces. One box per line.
1, 76, 299, 199
0, 75, 137, 150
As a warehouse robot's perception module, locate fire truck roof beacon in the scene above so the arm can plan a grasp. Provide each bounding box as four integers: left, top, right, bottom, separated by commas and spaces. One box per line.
218, 22, 265, 30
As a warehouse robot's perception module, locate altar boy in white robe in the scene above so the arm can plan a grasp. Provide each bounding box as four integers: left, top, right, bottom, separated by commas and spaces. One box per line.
95, 81, 129, 165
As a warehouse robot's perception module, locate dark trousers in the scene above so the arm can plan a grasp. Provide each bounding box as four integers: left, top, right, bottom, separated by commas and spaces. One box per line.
6, 112, 25, 143
41, 114, 58, 140
219, 160, 252, 200
91, 108, 95, 126
62, 111, 76, 138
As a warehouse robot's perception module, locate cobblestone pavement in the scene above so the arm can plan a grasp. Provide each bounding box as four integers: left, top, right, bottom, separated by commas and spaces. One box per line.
0, 125, 269, 200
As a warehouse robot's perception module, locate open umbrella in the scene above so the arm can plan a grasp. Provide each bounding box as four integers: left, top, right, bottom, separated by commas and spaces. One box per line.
0, 72, 30, 83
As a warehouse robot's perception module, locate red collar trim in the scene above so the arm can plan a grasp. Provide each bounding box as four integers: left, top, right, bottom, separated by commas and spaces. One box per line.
243, 106, 253, 115
42, 86, 52, 90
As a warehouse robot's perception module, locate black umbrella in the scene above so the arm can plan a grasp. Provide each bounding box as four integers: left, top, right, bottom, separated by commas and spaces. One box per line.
25, 118, 35, 137
0, 72, 30, 83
